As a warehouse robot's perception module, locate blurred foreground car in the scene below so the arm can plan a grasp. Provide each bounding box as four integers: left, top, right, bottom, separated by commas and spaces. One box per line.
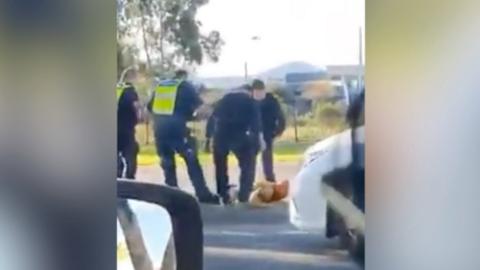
289, 92, 365, 265
117, 180, 204, 270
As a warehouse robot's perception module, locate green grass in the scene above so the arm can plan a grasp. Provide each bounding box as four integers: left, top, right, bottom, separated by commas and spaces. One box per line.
137, 138, 310, 165
132, 98, 348, 165
139, 139, 309, 156
135, 123, 346, 166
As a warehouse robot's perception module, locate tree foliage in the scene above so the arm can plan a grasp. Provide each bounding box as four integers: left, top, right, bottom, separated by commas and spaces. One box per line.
117, 0, 224, 78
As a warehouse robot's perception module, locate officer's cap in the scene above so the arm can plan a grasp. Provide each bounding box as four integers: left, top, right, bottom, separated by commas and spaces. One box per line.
251, 79, 265, 90
175, 69, 188, 79
241, 84, 253, 92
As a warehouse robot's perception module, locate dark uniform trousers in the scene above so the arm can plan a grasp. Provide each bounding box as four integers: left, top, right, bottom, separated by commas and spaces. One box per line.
117, 133, 139, 179
261, 136, 275, 182
213, 134, 257, 202
154, 116, 211, 198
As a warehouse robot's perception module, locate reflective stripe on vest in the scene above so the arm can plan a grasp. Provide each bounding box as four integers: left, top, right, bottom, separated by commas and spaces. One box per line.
116, 86, 124, 102
152, 80, 181, 115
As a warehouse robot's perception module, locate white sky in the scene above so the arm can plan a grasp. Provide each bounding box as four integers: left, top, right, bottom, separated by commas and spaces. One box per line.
196, 0, 365, 77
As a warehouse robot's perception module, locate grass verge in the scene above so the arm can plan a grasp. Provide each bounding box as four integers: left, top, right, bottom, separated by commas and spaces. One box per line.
137, 141, 310, 166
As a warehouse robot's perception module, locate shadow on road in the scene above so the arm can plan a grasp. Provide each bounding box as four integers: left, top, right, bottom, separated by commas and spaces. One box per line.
200, 202, 360, 270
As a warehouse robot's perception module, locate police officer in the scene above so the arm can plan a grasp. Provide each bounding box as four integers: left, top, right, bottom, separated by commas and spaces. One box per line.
205, 84, 264, 204
148, 70, 219, 204
251, 79, 286, 182
117, 70, 141, 179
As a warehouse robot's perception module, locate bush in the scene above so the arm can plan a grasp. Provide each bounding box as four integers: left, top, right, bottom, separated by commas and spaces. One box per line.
313, 101, 345, 127
295, 117, 309, 127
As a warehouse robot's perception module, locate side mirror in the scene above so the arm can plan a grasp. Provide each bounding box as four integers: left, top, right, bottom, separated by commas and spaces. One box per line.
117, 180, 204, 270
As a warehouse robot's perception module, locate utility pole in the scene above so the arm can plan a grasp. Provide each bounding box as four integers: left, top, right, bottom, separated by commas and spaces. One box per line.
244, 62, 248, 81
244, 35, 261, 82
358, 27, 363, 92
293, 98, 299, 142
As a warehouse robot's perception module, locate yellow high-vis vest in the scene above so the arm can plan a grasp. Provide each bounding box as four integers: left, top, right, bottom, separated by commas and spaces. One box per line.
116, 86, 124, 102
152, 80, 181, 115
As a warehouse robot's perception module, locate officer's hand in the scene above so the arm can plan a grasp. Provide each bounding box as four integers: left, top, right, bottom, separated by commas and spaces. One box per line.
204, 139, 212, 153
195, 104, 212, 120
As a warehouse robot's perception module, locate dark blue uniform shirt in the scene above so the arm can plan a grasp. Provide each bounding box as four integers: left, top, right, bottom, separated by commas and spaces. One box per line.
117, 85, 138, 138
207, 90, 261, 142
259, 93, 286, 139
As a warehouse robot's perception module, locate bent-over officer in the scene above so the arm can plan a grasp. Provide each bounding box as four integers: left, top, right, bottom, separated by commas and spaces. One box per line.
205, 84, 264, 204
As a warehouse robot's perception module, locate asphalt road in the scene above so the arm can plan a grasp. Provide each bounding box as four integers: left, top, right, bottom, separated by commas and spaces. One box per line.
137, 162, 359, 270
201, 203, 359, 270
137, 160, 301, 192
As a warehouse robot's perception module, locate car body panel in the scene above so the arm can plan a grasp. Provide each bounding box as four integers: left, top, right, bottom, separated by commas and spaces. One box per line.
289, 126, 364, 231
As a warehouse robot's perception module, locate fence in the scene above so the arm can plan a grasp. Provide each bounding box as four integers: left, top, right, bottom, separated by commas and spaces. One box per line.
135, 98, 348, 157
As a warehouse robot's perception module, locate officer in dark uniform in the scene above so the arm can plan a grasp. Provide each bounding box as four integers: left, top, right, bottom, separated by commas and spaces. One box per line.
252, 79, 286, 182
117, 73, 141, 179
204, 101, 218, 153
148, 70, 219, 204
205, 84, 263, 204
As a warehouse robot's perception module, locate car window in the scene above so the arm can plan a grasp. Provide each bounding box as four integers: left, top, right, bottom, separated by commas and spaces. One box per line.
117, 200, 173, 270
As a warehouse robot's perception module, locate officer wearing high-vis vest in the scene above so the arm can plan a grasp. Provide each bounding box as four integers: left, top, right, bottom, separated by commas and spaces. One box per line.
148, 70, 219, 204
117, 79, 141, 179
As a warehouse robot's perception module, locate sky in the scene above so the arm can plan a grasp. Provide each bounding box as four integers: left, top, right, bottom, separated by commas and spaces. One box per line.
196, 0, 365, 77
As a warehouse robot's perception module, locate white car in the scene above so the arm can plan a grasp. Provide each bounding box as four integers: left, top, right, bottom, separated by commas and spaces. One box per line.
289, 126, 365, 232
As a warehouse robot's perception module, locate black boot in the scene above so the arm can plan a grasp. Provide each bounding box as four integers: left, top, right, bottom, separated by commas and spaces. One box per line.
198, 193, 221, 205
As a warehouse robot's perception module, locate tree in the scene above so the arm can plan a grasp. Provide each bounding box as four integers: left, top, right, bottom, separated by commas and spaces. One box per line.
117, 0, 224, 78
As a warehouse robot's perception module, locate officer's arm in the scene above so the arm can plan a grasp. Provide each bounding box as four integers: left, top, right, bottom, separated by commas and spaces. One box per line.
250, 99, 262, 135
131, 89, 143, 122
124, 87, 143, 122
134, 101, 143, 122
184, 82, 203, 111
146, 94, 154, 113
203, 113, 215, 153
192, 90, 203, 110
251, 100, 267, 151
206, 113, 216, 139
273, 97, 286, 136
204, 102, 220, 153
182, 82, 208, 120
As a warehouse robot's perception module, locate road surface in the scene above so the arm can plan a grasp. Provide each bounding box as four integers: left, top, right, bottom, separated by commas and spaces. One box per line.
137, 160, 301, 192
201, 203, 359, 270
137, 161, 359, 270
